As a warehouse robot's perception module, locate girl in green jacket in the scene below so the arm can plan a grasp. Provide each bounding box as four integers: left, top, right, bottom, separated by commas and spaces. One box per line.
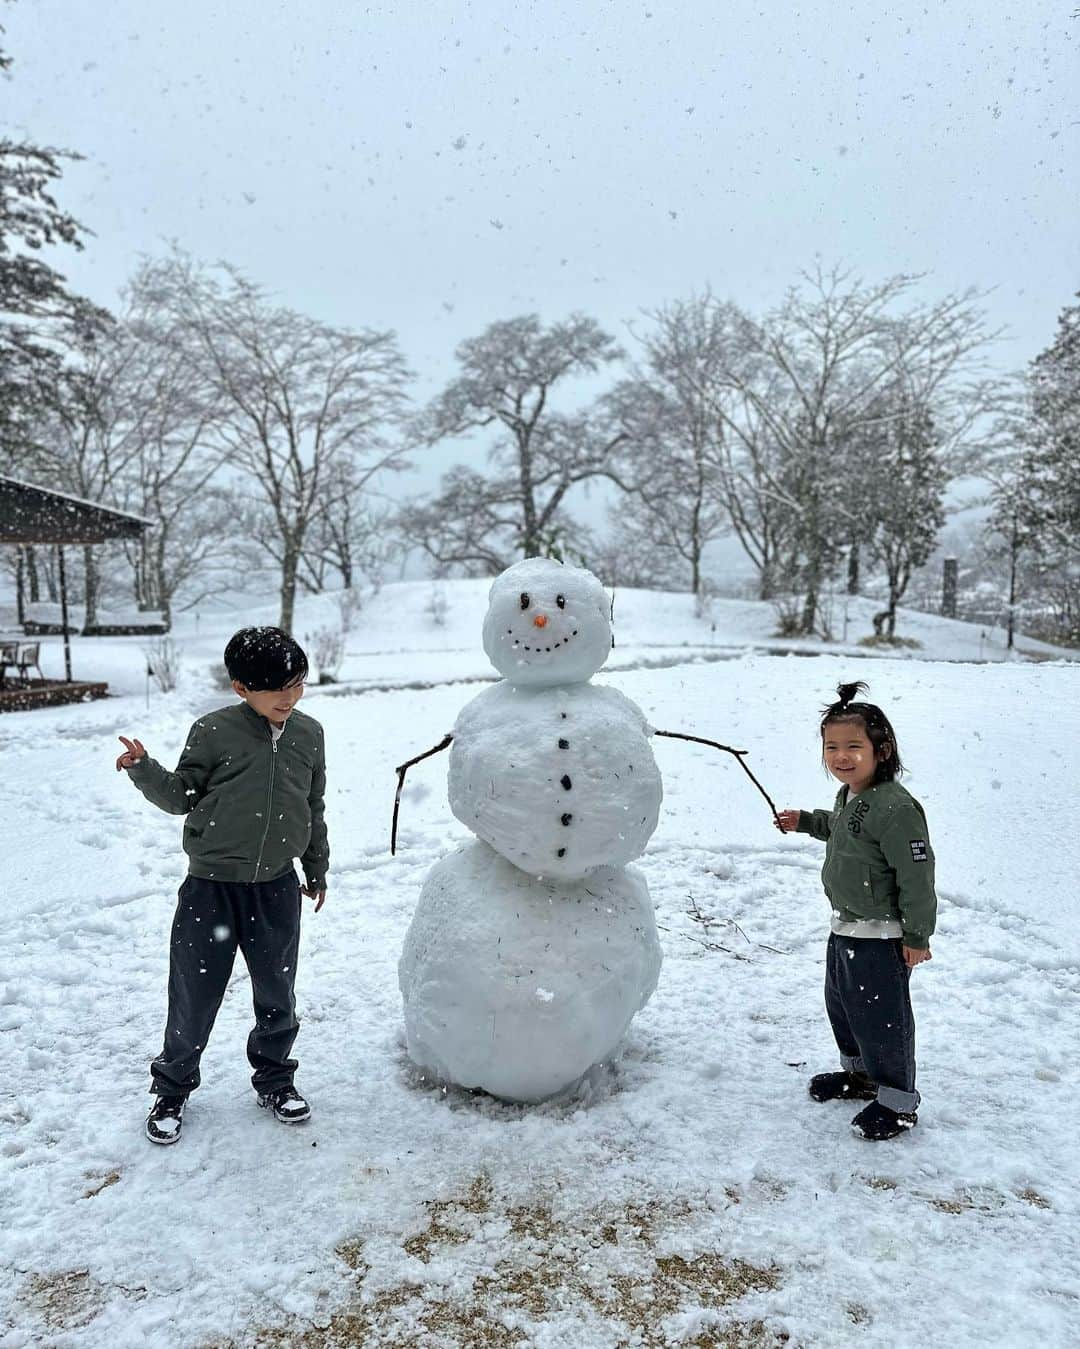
776, 681, 936, 1141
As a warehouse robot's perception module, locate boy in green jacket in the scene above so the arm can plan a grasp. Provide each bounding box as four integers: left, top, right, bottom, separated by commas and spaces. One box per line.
776, 681, 936, 1141
116, 626, 328, 1145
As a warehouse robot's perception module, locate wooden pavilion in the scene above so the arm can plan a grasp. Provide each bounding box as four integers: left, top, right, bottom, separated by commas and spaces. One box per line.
0, 475, 153, 711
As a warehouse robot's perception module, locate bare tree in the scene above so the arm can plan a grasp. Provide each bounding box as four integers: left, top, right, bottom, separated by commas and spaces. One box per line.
34, 319, 155, 625
862, 396, 948, 639
108, 266, 235, 625
595, 508, 690, 591
398, 465, 518, 577
143, 253, 412, 632
413, 314, 629, 567
609, 295, 803, 600
678, 268, 997, 632
607, 295, 736, 595
299, 459, 401, 591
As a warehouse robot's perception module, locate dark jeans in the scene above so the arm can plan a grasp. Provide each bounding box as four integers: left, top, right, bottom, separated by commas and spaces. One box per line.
824, 933, 920, 1113
151, 872, 302, 1097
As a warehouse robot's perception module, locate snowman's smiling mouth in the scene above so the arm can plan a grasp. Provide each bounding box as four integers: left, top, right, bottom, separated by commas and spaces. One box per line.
508, 625, 579, 654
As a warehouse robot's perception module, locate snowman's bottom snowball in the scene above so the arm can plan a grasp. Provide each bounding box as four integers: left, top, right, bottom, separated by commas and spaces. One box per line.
399, 840, 662, 1103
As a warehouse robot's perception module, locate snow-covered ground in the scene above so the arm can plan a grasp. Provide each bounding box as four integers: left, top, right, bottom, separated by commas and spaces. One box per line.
2, 583, 1078, 1347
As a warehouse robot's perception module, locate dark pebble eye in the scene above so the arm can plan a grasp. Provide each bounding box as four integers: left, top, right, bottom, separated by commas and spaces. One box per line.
556, 594, 566, 609
520, 592, 530, 610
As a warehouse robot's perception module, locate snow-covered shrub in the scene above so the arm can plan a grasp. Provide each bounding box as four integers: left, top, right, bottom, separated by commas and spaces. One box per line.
694, 578, 718, 624
144, 637, 180, 693
306, 625, 345, 683
771, 594, 802, 638
426, 583, 448, 628
209, 661, 233, 691
335, 587, 364, 635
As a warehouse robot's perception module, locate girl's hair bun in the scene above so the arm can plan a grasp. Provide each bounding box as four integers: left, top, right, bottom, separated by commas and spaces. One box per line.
835, 680, 869, 710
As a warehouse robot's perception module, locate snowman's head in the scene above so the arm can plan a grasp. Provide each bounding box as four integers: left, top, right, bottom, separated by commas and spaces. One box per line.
482, 558, 612, 686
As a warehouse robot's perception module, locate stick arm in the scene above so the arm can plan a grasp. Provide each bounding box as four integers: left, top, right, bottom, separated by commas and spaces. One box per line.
652, 729, 782, 827
391, 734, 454, 855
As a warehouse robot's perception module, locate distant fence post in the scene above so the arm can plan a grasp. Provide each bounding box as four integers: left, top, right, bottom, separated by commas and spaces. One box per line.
942, 557, 958, 618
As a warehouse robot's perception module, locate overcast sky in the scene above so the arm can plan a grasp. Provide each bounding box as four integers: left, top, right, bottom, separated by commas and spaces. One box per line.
5, 0, 1078, 559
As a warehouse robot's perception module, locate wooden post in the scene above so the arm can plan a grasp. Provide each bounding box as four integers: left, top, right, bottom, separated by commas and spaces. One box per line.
15, 547, 25, 627
1006, 517, 1019, 651
942, 557, 958, 618
57, 545, 72, 683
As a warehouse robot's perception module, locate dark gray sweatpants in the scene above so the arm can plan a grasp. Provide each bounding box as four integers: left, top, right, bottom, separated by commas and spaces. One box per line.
151, 872, 302, 1097
824, 932, 920, 1114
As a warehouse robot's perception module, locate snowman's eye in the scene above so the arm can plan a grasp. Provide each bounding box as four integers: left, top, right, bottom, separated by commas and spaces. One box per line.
519, 592, 530, 610
555, 594, 566, 609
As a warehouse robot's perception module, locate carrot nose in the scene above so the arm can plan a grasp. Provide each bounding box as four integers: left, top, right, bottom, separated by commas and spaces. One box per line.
534, 615, 548, 628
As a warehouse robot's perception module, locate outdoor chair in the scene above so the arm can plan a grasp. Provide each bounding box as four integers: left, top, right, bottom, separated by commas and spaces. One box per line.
0, 641, 18, 688
16, 642, 44, 684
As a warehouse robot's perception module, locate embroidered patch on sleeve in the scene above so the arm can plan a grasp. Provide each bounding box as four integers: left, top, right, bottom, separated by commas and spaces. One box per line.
909, 840, 928, 863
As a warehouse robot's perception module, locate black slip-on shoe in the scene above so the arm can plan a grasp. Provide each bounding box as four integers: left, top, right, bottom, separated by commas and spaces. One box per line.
851, 1100, 918, 1140
808, 1070, 877, 1103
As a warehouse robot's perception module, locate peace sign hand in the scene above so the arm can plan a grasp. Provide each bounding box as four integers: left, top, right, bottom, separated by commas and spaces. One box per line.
116, 736, 147, 771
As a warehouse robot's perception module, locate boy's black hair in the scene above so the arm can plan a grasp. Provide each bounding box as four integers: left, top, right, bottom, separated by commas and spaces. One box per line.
224, 627, 309, 692
820, 680, 905, 782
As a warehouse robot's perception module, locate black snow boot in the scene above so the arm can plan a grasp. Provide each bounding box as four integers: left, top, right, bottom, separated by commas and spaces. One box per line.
145, 1094, 186, 1146
808, 1070, 877, 1103
256, 1084, 311, 1124
851, 1101, 918, 1140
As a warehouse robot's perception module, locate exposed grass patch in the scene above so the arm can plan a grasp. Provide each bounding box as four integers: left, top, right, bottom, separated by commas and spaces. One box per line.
23, 1269, 110, 1331
244, 1176, 787, 1347
1017, 1187, 1051, 1210
857, 633, 923, 650
928, 1186, 1007, 1216
82, 1168, 121, 1199
592, 1252, 780, 1333
402, 1173, 493, 1263
863, 1175, 897, 1192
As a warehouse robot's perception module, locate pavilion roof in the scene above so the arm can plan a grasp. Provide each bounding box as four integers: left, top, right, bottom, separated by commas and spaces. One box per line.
0, 475, 152, 545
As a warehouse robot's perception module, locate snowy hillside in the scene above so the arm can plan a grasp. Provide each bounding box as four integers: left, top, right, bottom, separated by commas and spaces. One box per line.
2, 582, 1078, 1347
19, 578, 1075, 704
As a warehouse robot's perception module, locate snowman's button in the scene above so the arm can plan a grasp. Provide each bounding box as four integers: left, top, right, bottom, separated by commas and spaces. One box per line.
560, 712, 567, 719
560, 775, 572, 790
561, 813, 573, 826
557, 847, 566, 858
558, 738, 570, 749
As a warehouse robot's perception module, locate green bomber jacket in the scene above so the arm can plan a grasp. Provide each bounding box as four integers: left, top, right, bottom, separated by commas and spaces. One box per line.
126, 702, 328, 888
797, 780, 936, 948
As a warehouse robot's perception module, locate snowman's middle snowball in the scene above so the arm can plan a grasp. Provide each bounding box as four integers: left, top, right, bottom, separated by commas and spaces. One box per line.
448, 680, 663, 879
398, 839, 663, 1102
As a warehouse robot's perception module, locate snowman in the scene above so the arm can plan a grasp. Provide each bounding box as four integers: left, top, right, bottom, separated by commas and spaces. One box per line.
394, 557, 778, 1103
